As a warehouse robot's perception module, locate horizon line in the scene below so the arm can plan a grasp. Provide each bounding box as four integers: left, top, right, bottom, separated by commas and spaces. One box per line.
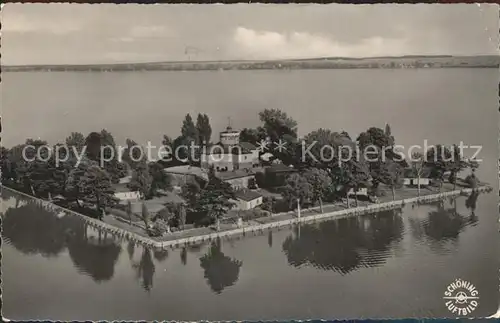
3, 54, 498, 68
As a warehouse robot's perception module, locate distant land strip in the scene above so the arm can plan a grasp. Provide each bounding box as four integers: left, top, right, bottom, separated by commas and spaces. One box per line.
2, 55, 499, 72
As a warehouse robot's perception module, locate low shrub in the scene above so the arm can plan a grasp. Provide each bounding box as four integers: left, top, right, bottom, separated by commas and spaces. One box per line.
149, 219, 170, 237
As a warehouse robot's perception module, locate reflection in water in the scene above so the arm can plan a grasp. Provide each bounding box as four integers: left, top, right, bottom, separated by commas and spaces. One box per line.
132, 247, 156, 292
153, 248, 169, 263
67, 223, 122, 282
0, 191, 484, 299
465, 192, 479, 215
410, 196, 479, 247
199, 238, 243, 294
127, 241, 136, 261
2, 199, 68, 257
180, 247, 187, 265
2, 196, 122, 283
187, 244, 203, 253
1, 189, 30, 208
282, 210, 404, 274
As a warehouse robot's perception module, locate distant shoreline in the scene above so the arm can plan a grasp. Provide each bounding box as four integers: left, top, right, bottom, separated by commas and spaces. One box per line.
2, 55, 499, 72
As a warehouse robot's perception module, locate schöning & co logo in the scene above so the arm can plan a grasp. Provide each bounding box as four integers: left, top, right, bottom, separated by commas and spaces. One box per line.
443, 278, 479, 316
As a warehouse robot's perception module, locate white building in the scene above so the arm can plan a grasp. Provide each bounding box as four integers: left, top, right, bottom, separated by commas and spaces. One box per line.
112, 182, 142, 202
200, 125, 260, 172
403, 167, 432, 187
232, 190, 263, 211
347, 187, 368, 198
216, 169, 256, 190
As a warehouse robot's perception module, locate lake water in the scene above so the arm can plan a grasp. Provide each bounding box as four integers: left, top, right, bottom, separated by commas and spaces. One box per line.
1, 68, 499, 320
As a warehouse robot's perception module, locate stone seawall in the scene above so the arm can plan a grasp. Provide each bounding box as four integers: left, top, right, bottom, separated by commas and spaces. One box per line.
2, 185, 492, 250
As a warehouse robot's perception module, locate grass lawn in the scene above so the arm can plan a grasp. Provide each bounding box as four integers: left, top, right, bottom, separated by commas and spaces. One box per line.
102, 178, 484, 242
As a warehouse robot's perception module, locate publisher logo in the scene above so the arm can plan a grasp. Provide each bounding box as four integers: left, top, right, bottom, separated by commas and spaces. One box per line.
443, 279, 479, 316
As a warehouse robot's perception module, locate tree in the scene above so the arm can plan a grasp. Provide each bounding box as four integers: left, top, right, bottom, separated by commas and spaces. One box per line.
357, 127, 394, 152
339, 159, 371, 207
11, 139, 66, 197
301, 129, 361, 204
178, 203, 187, 230
411, 152, 425, 197
425, 144, 469, 191
384, 123, 395, 144
464, 171, 479, 189
139, 202, 152, 231
248, 177, 257, 189
259, 109, 298, 140
379, 160, 403, 201
160, 135, 174, 163
149, 161, 173, 195
303, 168, 332, 213
282, 173, 313, 209
100, 129, 116, 149
181, 114, 199, 145
1, 146, 15, 183
446, 144, 470, 190
197, 169, 236, 231
302, 128, 350, 169
78, 165, 118, 219
156, 206, 173, 224
239, 127, 267, 145
65, 132, 86, 155
121, 138, 144, 169
196, 113, 212, 145
259, 109, 299, 166
29, 155, 68, 198
84, 132, 102, 161
83, 130, 125, 182
261, 196, 276, 214
126, 200, 133, 225
65, 159, 92, 207
161, 202, 184, 229
128, 162, 153, 199
181, 180, 202, 212
172, 135, 191, 164
341, 131, 351, 140
356, 126, 396, 188
162, 135, 173, 147
425, 144, 451, 183
100, 129, 125, 182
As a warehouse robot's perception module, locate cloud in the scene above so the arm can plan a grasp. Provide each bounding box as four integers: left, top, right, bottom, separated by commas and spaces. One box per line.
110, 37, 135, 43
129, 25, 173, 38
1, 4, 497, 65
232, 27, 411, 59
2, 13, 81, 35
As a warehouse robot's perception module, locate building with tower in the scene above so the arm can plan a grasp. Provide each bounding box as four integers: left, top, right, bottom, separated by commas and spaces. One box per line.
200, 124, 260, 172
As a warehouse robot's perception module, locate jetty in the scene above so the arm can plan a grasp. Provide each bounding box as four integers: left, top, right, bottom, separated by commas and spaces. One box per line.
2, 185, 492, 250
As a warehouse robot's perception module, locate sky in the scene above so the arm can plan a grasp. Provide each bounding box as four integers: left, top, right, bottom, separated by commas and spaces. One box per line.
1, 3, 499, 65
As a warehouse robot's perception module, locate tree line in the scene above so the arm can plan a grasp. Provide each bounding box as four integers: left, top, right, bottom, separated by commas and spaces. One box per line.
0, 109, 481, 234
237, 110, 480, 211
